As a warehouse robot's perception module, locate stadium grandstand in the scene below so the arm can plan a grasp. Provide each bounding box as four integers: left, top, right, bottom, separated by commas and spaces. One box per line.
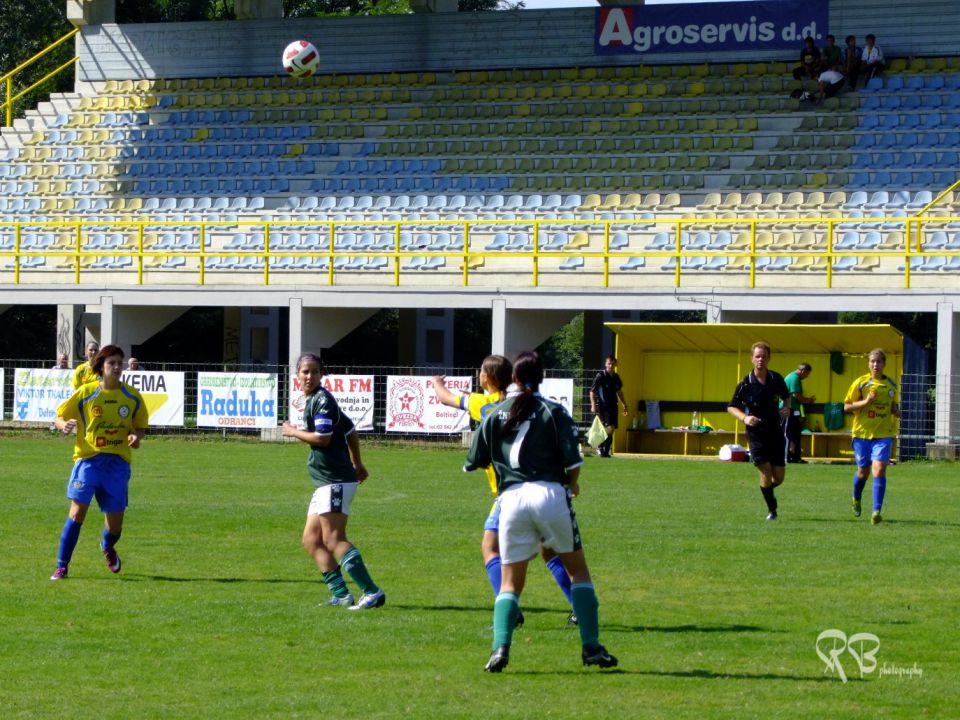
1, 0, 959, 455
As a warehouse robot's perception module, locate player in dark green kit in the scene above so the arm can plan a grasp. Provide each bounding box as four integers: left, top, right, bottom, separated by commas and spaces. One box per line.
465, 350, 617, 673
282, 353, 385, 610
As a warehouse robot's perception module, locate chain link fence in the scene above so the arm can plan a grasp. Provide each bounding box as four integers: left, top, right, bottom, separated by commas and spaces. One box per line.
0, 358, 600, 441
1, 361, 950, 459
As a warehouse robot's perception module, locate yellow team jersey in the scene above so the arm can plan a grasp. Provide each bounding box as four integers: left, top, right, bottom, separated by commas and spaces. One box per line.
72, 362, 98, 390
57, 382, 150, 463
844, 373, 898, 439
462, 391, 505, 496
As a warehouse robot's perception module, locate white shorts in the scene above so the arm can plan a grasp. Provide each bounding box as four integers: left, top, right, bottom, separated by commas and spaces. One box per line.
307, 482, 358, 516
497, 481, 582, 564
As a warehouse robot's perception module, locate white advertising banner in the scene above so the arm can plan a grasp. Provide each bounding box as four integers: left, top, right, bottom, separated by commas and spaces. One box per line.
121, 371, 185, 427
197, 373, 278, 428
289, 374, 375, 431
13, 368, 73, 422
540, 378, 575, 417
386, 375, 472, 433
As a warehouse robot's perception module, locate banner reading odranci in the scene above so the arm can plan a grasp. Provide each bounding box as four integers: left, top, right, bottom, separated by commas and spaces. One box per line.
197, 373, 278, 428
595, 0, 828, 55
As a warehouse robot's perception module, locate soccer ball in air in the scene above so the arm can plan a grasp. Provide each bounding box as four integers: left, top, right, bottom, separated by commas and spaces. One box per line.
282, 40, 320, 78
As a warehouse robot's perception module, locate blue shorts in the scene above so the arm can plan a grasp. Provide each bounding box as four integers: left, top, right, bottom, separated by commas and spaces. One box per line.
852, 437, 894, 467
66, 454, 131, 513
483, 497, 502, 532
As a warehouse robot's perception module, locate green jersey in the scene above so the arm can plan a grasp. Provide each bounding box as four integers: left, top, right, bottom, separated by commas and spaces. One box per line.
304, 387, 357, 487
464, 392, 583, 493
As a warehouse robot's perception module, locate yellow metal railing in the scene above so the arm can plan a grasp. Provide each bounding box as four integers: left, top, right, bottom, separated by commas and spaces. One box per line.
1, 28, 80, 127
2, 216, 960, 288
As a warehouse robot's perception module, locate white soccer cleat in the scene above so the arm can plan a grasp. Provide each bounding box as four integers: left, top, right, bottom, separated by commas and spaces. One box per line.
320, 594, 355, 608
348, 589, 386, 611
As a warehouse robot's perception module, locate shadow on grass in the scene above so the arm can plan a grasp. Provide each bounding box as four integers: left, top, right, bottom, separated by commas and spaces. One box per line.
795, 517, 960, 528
509, 668, 849, 682
388, 603, 555, 614
119, 574, 317, 584
605, 623, 777, 634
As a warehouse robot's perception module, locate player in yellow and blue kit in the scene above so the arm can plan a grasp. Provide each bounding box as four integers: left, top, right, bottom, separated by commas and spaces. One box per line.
71, 340, 100, 389
843, 348, 900, 524
432, 355, 577, 627
51, 345, 149, 580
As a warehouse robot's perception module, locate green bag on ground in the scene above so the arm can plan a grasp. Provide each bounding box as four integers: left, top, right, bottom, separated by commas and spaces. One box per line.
823, 402, 845, 430
587, 415, 608, 447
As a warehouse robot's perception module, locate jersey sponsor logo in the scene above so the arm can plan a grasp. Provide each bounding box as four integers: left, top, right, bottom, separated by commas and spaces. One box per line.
118, 405, 130, 418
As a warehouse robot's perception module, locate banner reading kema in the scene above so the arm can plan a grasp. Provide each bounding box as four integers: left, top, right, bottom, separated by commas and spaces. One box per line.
121, 371, 185, 427
595, 0, 828, 55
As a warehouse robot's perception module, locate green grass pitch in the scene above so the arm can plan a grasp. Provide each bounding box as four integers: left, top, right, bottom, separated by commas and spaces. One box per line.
1, 435, 957, 719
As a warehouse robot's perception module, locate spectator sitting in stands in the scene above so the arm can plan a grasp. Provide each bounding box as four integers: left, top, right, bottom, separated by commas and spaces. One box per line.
127, 357, 141, 371
860, 34, 885, 83
843, 35, 862, 89
817, 68, 846, 103
53, 353, 70, 370
793, 37, 822, 81
820, 34, 843, 71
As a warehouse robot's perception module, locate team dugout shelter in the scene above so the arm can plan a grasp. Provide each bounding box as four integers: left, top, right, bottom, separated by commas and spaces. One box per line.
606, 323, 905, 461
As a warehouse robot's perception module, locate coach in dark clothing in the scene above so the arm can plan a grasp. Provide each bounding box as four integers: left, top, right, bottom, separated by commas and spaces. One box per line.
728, 342, 792, 521
590, 356, 628, 457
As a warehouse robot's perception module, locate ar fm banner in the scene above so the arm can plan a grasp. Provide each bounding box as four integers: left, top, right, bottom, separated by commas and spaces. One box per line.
289, 374, 375, 431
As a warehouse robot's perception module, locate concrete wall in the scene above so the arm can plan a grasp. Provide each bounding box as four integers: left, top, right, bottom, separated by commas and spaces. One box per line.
77, 2, 960, 82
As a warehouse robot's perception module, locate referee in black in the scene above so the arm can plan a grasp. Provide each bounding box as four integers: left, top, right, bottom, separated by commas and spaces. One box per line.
589, 356, 628, 458
727, 342, 792, 520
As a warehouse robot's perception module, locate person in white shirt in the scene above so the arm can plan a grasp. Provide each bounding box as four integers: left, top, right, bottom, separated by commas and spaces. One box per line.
860, 34, 885, 82
818, 69, 846, 102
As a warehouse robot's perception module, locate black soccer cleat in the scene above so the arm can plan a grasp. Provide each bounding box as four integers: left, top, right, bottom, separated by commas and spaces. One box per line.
582, 644, 618, 669
484, 644, 510, 673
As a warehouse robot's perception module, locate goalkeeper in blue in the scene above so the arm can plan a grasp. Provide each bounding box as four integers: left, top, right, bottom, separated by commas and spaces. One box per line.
465, 350, 618, 673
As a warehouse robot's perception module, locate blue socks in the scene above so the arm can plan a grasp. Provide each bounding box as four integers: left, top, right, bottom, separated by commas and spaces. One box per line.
853, 472, 885, 512
484, 556, 502, 597
545, 555, 574, 606
57, 517, 83, 568
853, 473, 867, 501
101, 528, 121, 551
872, 475, 887, 513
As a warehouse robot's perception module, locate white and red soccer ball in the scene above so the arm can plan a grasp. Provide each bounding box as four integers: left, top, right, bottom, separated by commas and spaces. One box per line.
282, 40, 320, 78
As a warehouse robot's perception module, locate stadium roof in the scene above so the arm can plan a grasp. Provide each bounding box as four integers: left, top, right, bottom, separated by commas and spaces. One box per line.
605, 323, 904, 355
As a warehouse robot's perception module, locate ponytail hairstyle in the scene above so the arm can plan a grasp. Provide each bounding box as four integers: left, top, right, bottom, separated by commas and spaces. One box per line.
504, 350, 543, 432
481, 354, 513, 393
92, 344, 124, 376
